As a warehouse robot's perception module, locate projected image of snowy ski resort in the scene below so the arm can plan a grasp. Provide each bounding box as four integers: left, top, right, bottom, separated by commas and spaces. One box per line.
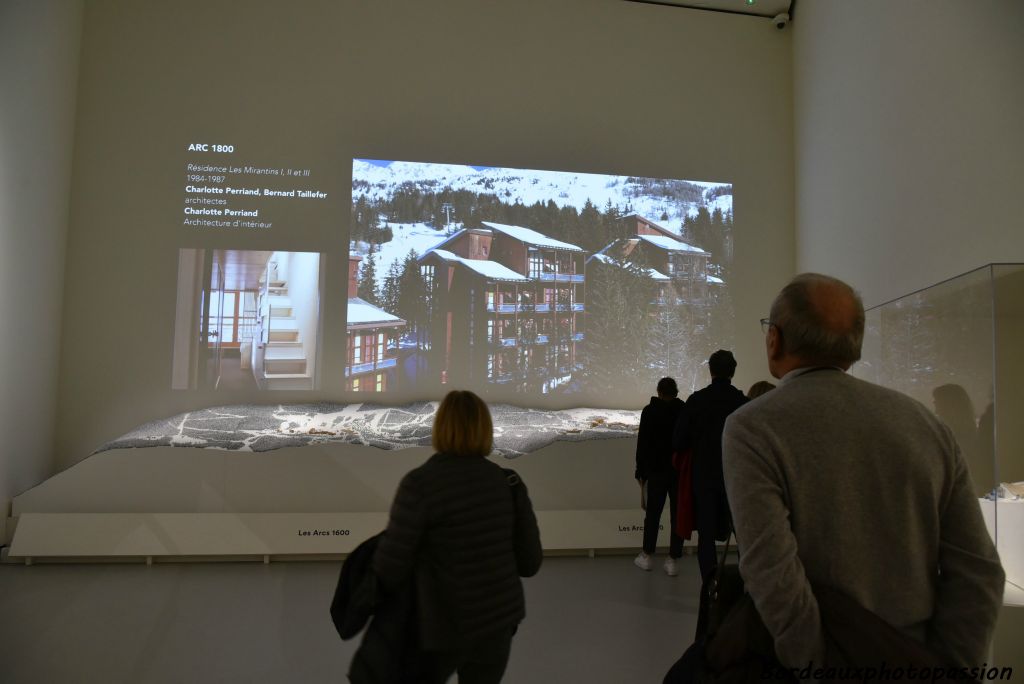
346, 254, 406, 392
419, 222, 586, 394
350, 159, 734, 400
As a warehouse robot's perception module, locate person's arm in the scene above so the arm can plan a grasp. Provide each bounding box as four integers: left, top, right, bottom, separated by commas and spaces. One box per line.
511, 474, 543, 577
722, 412, 825, 668
635, 405, 651, 482
927, 433, 1005, 667
371, 469, 427, 594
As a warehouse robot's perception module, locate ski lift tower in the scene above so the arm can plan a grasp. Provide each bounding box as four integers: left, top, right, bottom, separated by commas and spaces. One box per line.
442, 202, 455, 235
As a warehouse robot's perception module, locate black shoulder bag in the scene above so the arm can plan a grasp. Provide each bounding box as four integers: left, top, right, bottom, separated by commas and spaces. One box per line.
664, 534, 788, 684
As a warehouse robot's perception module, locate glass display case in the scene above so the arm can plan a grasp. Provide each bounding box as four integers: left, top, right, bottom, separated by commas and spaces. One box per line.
853, 264, 1024, 604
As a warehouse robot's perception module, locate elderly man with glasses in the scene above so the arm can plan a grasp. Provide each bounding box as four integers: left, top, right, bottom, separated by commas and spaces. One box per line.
721, 273, 1004, 671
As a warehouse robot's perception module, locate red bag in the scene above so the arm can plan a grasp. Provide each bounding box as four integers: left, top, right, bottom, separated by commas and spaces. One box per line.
673, 449, 695, 540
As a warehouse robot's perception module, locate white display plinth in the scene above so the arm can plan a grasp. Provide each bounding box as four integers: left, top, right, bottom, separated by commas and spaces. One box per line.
980, 498, 1024, 606
6, 438, 686, 562
7, 509, 671, 561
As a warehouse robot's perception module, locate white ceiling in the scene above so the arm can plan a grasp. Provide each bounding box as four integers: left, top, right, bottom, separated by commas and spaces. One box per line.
625, 0, 793, 20
212, 250, 274, 291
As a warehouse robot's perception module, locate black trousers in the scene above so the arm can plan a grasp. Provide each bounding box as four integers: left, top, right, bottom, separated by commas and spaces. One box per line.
419, 628, 513, 684
694, 486, 727, 581
643, 470, 683, 558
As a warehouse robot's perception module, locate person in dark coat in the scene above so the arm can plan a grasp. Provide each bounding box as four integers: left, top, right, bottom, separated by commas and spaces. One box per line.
674, 350, 747, 581
372, 390, 543, 684
634, 377, 686, 576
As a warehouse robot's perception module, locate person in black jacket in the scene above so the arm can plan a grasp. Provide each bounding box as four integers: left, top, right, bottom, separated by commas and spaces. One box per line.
634, 377, 686, 576
674, 350, 747, 581
372, 390, 543, 684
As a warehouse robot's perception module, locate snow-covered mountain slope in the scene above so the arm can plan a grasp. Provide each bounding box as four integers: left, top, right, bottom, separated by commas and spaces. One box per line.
353, 159, 732, 237
357, 222, 450, 294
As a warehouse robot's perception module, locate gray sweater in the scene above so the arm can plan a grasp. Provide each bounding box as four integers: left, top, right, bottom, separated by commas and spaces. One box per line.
722, 367, 1004, 669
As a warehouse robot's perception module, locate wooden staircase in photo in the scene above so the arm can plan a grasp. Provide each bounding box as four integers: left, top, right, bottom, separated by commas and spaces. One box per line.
262, 280, 312, 389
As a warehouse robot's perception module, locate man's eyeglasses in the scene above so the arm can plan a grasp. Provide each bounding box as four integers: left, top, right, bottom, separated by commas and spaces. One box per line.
760, 317, 773, 335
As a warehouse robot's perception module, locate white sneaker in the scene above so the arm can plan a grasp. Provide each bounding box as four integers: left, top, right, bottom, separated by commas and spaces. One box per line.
634, 552, 653, 571
663, 557, 679, 577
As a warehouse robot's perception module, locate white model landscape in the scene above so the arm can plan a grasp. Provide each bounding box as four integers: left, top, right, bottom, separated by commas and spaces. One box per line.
96, 402, 641, 457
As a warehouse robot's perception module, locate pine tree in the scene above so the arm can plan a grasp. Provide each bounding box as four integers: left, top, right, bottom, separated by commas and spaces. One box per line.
578, 199, 603, 251
514, 318, 546, 394
364, 201, 380, 240
708, 207, 726, 263
557, 204, 581, 244
358, 251, 379, 305
718, 209, 735, 274
603, 201, 626, 244
350, 196, 372, 244
580, 256, 654, 399
396, 250, 425, 332
380, 261, 402, 315
645, 283, 687, 381
686, 206, 713, 253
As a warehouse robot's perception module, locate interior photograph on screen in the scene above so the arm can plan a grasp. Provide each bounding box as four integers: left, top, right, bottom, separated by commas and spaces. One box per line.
172, 249, 323, 391
349, 159, 734, 397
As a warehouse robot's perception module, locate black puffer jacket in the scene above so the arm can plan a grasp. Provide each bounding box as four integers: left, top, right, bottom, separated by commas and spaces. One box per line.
372, 452, 543, 651
635, 396, 685, 481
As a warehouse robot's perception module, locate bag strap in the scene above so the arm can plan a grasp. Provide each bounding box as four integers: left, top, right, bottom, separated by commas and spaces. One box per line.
503, 468, 521, 513
707, 527, 738, 601
718, 531, 732, 568
504, 469, 521, 488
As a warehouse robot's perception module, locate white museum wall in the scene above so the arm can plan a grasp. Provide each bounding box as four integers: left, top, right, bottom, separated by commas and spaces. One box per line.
0, 0, 84, 525
792, 0, 1024, 307
53, 0, 795, 471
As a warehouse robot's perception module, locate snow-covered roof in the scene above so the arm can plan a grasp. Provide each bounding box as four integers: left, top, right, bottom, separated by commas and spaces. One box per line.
482, 222, 584, 252
423, 229, 467, 254
637, 234, 708, 254
589, 253, 670, 281
347, 297, 405, 326
623, 213, 679, 238
427, 249, 530, 282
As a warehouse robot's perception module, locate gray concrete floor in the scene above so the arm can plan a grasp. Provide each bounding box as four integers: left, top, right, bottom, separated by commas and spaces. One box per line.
0, 553, 700, 683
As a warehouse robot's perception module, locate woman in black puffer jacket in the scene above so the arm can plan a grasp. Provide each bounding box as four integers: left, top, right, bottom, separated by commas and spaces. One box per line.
372, 390, 543, 684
